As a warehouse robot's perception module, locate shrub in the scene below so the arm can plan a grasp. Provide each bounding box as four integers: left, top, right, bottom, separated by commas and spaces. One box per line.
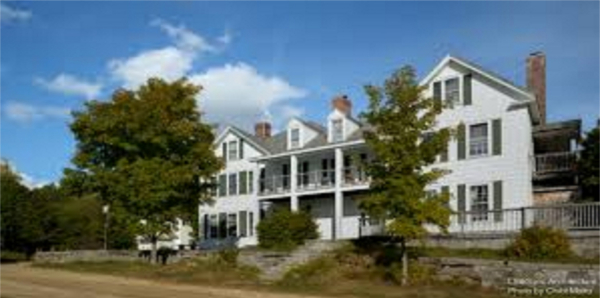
1, 251, 27, 263
505, 225, 572, 260
257, 208, 318, 250
217, 248, 239, 265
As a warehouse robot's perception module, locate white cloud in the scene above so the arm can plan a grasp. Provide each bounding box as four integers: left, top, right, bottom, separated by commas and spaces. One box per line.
0, 159, 50, 189
109, 47, 194, 89
217, 30, 233, 45
4, 101, 70, 123
151, 18, 217, 54
189, 63, 307, 129
34, 74, 102, 99
109, 19, 222, 89
0, 3, 31, 24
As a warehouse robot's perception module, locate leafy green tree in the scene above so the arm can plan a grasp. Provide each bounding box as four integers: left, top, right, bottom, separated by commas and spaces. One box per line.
70, 78, 222, 262
579, 126, 599, 201
0, 161, 34, 255
359, 66, 452, 285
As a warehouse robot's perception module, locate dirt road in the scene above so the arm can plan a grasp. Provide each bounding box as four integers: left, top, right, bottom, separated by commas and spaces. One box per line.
1, 263, 319, 298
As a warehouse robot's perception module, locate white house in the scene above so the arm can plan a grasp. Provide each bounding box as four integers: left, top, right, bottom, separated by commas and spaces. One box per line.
193, 53, 568, 248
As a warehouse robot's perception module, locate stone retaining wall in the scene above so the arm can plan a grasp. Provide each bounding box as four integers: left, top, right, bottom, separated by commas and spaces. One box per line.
34, 250, 206, 264
419, 257, 599, 294
417, 230, 599, 258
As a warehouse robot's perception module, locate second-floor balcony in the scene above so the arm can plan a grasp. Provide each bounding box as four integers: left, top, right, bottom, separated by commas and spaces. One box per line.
534, 151, 578, 177
258, 167, 370, 196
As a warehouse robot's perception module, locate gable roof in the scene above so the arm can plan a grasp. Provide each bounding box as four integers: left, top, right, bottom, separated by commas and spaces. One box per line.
420, 54, 541, 124
420, 55, 535, 101
214, 125, 271, 155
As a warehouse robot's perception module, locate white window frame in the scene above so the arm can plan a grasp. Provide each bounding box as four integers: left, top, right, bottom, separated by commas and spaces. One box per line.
432, 75, 462, 107
467, 122, 490, 158
469, 184, 490, 222
228, 140, 238, 161
290, 128, 301, 149
332, 119, 344, 142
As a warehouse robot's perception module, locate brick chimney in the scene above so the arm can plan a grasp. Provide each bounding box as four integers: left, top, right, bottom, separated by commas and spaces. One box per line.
332, 95, 352, 116
526, 52, 546, 125
255, 121, 272, 138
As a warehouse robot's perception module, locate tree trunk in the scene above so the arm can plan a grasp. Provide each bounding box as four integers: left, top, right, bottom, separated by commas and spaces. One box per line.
401, 237, 408, 286
150, 236, 157, 264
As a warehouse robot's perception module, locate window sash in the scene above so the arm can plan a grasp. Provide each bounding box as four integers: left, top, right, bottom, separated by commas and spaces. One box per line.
228, 174, 237, 196
228, 141, 238, 161
291, 129, 300, 148
332, 120, 343, 142
470, 185, 489, 221
445, 78, 460, 105
469, 123, 489, 157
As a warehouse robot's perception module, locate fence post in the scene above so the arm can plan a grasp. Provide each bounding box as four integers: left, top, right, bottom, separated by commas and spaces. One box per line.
520, 207, 526, 230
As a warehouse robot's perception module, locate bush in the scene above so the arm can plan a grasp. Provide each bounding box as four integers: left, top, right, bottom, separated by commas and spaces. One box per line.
505, 225, 572, 260
217, 248, 239, 265
1, 251, 27, 263
257, 208, 318, 250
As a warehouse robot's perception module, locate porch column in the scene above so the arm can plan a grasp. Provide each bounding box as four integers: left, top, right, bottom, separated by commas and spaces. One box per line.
290, 154, 299, 211
334, 148, 344, 239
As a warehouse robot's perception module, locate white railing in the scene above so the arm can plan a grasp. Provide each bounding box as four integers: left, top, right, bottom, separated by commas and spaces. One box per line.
359, 202, 600, 236
534, 152, 578, 175
342, 166, 370, 186
297, 169, 336, 191
258, 175, 291, 196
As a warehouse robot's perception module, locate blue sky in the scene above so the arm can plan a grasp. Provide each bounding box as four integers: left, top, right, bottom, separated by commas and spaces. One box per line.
1, 1, 598, 186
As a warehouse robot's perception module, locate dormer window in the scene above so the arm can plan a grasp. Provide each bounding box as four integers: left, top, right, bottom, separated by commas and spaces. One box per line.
290, 128, 300, 149
332, 119, 343, 142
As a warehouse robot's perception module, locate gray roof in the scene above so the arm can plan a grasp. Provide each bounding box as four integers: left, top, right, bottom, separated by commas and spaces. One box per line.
450, 55, 532, 96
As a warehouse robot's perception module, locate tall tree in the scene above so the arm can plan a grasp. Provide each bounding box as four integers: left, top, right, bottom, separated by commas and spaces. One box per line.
70, 78, 222, 262
579, 125, 599, 201
360, 66, 452, 285
0, 161, 34, 255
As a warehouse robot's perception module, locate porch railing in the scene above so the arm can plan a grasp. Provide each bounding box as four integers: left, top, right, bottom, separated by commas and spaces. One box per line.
258, 175, 291, 196
534, 151, 578, 175
359, 202, 600, 236
343, 166, 370, 186
297, 169, 336, 191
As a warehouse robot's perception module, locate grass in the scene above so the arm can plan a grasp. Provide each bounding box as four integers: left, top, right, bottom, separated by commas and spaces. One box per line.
34, 244, 597, 298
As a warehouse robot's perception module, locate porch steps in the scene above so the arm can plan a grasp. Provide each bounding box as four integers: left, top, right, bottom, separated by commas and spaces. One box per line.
238, 240, 346, 281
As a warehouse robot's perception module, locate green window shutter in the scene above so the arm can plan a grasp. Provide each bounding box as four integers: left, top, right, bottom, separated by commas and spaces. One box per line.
493, 181, 503, 222
239, 171, 248, 195
463, 74, 472, 106
441, 185, 450, 209
239, 211, 247, 237
433, 81, 442, 109
248, 171, 254, 194
222, 143, 228, 163
492, 119, 502, 156
239, 139, 244, 159
457, 123, 466, 160
457, 184, 466, 224
218, 174, 227, 197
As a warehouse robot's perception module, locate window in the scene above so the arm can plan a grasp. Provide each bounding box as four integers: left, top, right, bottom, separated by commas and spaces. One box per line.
228, 140, 238, 161
227, 213, 237, 237
469, 123, 489, 157
239, 211, 247, 237
249, 212, 254, 236
290, 128, 300, 148
470, 185, 489, 221
425, 189, 438, 199
218, 213, 227, 238
228, 173, 237, 196
445, 77, 460, 106
332, 119, 343, 142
